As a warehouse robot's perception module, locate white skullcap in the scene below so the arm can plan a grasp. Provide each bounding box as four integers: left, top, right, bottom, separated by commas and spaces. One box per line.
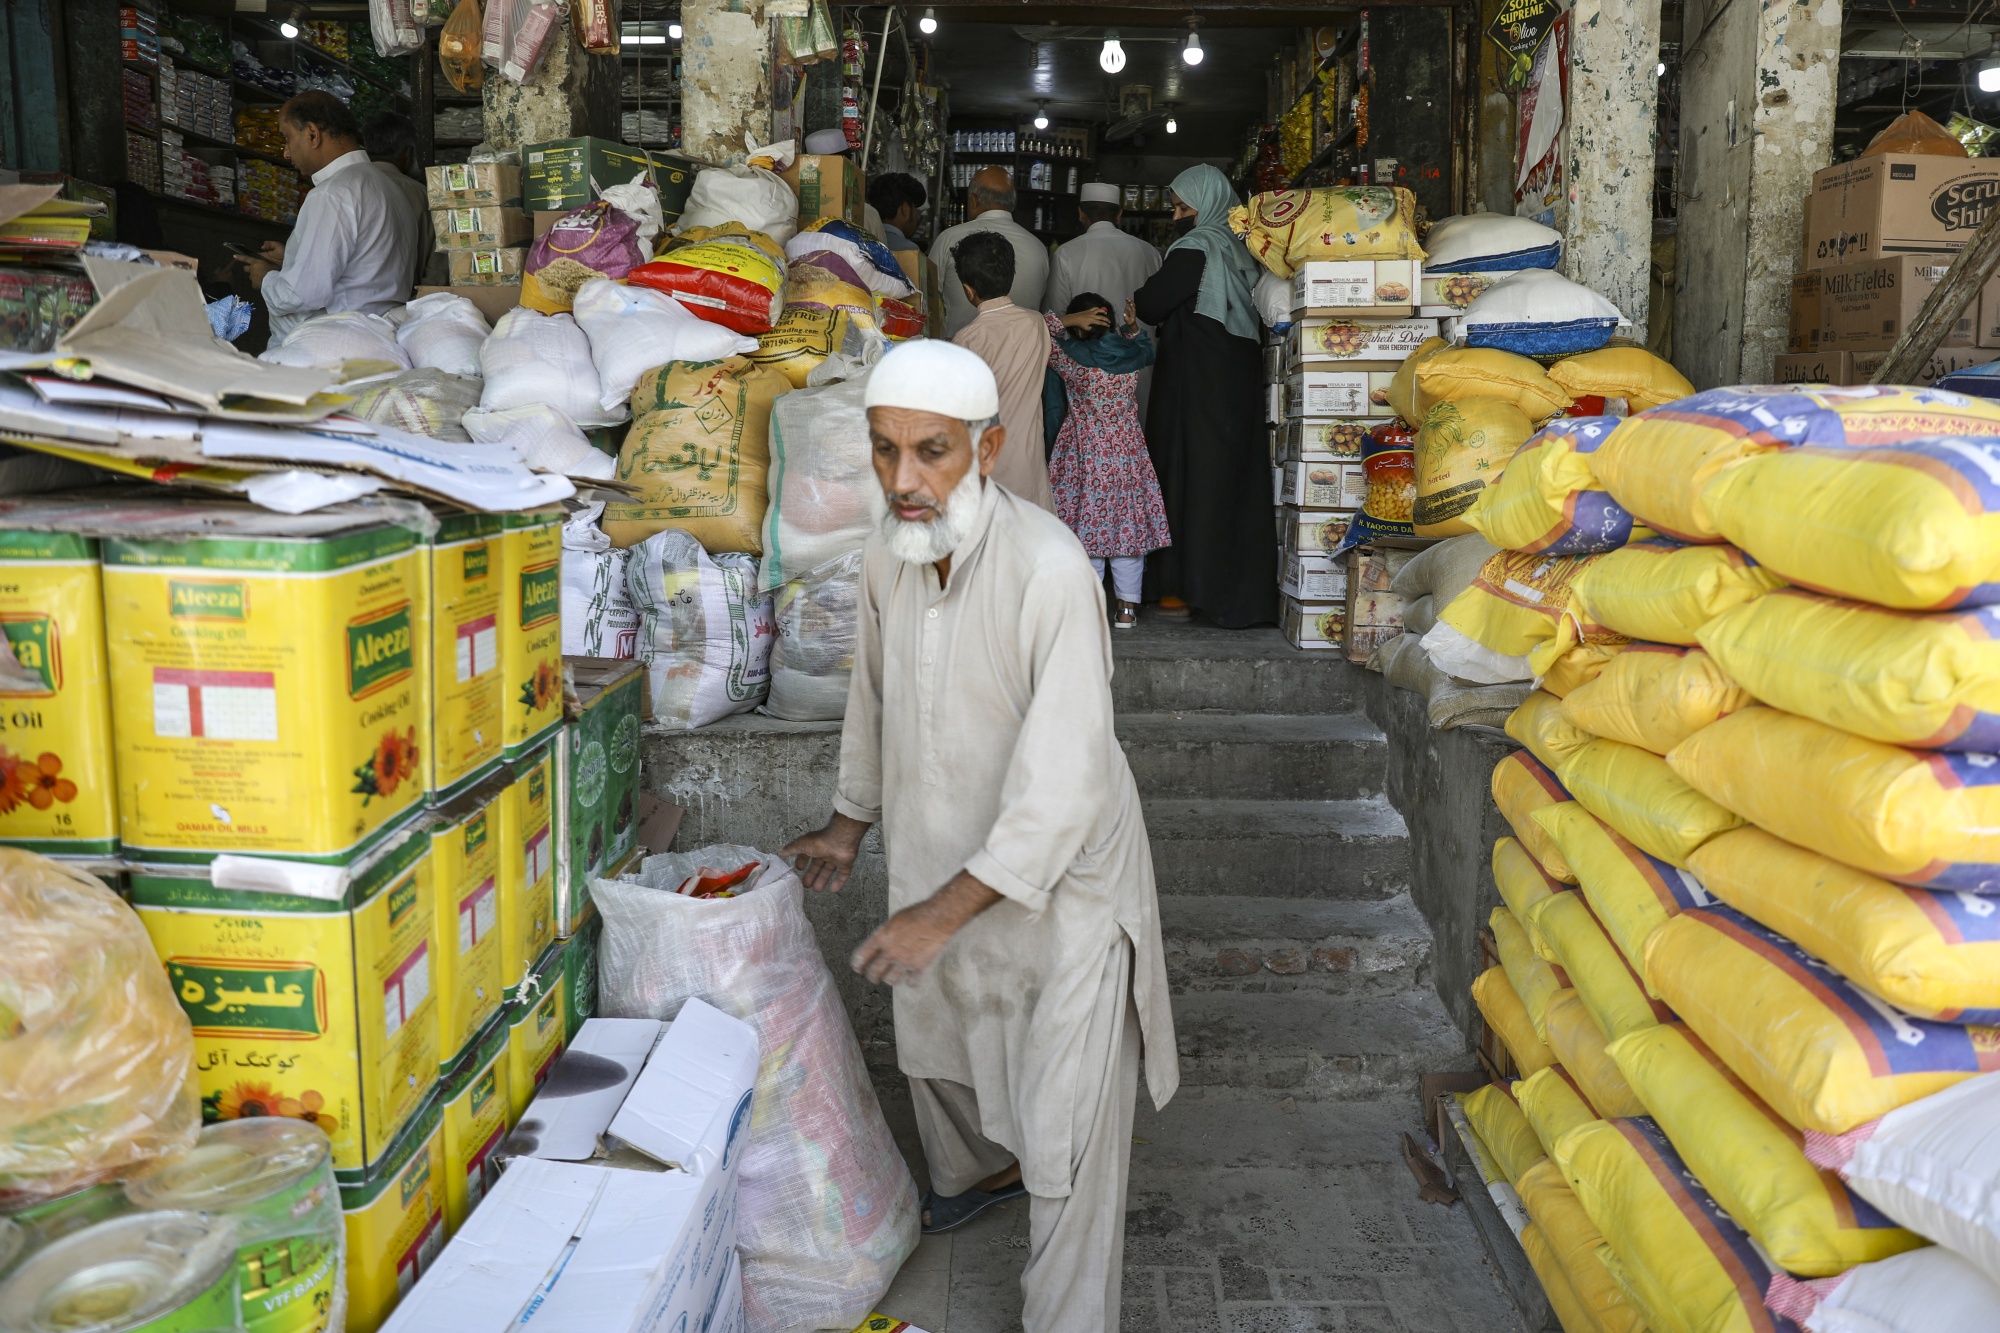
863, 338, 1000, 420
804, 129, 851, 155
1080, 182, 1121, 205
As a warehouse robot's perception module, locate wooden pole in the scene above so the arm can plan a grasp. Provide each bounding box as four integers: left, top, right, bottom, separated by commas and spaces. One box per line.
1871, 200, 2000, 384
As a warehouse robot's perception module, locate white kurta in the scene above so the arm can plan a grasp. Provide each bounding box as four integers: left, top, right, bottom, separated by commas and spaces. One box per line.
833, 480, 1178, 1199
1045, 220, 1164, 427
930, 208, 1051, 337
262, 149, 421, 340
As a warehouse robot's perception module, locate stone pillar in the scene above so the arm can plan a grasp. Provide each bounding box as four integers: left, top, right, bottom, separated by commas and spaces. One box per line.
681, 0, 773, 166
1562, 0, 1662, 342
1672, 0, 1839, 388
483, 27, 619, 152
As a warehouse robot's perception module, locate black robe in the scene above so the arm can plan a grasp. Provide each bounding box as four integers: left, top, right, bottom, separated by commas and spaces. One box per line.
1134, 248, 1276, 628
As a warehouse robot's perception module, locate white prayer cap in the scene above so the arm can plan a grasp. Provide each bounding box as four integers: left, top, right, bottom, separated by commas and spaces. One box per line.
1080, 182, 1121, 205
863, 339, 1000, 420
804, 129, 851, 155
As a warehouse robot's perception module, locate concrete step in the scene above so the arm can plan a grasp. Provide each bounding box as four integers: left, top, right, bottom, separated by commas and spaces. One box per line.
1112, 621, 1370, 714
1117, 712, 1387, 801
1170, 989, 1472, 1100
1141, 796, 1410, 900
1158, 892, 1432, 994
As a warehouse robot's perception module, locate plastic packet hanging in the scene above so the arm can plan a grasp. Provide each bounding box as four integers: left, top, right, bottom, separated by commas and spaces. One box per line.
570, 0, 619, 54
369, 0, 424, 55
501, 0, 564, 82
439, 0, 485, 91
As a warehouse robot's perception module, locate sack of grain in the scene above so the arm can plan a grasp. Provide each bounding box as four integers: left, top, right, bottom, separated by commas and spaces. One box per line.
1455, 270, 1625, 357
626, 528, 774, 728
1573, 538, 1784, 645
1513, 1157, 1650, 1333
1526, 891, 1672, 1044
1229, 186, 1427, 277
1544, 989, 1648, 1118
1412, 398, 1536, 538
1494, 905, 1569, 1040
396, 290, 490, 378
478, 306, 606, 424
1385, 335, 1449, 426
1767, 1248, 2000, 1333
522, 201, 646, 314
1533, 800, 1711, 977
1415, 347, 1572, 421
1462, 1082, 1545, 1184
766, 550, 863, 722
1558, 644, 1749, 755
1473, 964, 1557, 1077
1546, 348, 1693, 414
760, 363, 876, 590
1505, 689, 1598, 774
571, 278, 759, 414
1462, 416, 1646, 557
1556, 735, 1744, 868
1517, 1067, 1600, 1153
1433, 551, 1626, 681
1492, 754, 1579, 883
1422, 214, 1562, 273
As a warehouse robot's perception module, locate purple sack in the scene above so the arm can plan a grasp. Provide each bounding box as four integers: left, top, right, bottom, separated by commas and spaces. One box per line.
522, 200, 644, 313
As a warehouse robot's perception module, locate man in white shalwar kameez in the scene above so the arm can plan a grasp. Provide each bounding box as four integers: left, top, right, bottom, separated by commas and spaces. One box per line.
782, 338, 1177, 1333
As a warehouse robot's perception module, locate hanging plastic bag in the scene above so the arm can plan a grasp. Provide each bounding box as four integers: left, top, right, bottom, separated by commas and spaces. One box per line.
369, 0, 424, 55
501, 0, 564, 82
1861, 109, 1969, 158
439, 0, 484, 91
569, 0, 618, 54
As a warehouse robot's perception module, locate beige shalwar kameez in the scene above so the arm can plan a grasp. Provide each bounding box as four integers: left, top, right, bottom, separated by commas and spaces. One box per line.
952, 299, 1057, 514
833, 480, 1178, 1333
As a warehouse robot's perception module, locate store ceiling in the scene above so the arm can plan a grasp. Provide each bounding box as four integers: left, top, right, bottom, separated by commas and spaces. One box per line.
926, 19, 1296, 157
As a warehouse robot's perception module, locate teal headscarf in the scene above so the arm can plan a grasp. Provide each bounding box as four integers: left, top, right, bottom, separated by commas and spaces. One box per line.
1165, 164, 1262, 341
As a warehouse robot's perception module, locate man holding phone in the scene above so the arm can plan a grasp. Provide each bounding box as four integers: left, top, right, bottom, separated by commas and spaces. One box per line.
234, 90, 419, 340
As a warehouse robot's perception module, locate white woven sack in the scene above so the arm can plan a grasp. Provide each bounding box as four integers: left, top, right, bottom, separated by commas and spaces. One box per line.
593, 848, 920, 1333
760, 366, 876, 592
395, 291, 490, 378
572, 278, 759, 414
478, 307, 606, 424
1254, 270, 1293, 330
462, 403, 615, 480
1766, 1246, 2000, 1332
766, 549, 862, 722
1418, 619, 1532, 685
1421, 214, 1562, 273
259, 311, 409, 371
627, 529, 773, 728
676, 165, 799, 246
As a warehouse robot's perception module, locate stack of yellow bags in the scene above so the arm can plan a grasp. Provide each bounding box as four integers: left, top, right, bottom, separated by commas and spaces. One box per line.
1459, 383, 2000, 1333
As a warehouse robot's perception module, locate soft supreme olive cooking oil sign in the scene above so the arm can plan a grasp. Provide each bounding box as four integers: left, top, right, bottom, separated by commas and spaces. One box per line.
104, 524, 425, 862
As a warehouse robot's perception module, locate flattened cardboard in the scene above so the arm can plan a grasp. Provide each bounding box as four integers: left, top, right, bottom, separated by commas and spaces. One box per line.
606, 998, 758, 1179
505, 1017, 662, 1163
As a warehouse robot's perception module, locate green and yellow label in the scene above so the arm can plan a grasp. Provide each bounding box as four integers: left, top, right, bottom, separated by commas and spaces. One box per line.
518, 563, 559, 630
0, 614, 58, 693
170, 579, 247, 620
347, 604, 415, 699
169, 959, 325, 1038
462, 545, 490, 582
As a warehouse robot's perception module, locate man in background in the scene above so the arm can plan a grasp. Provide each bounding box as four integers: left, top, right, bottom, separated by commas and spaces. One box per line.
362, 110, 431, 287
235, 91, 419, 339
1046, 183, 1162, 424
950, 232, 1054, 512
930, 166, 1048, 337
867, 172, 928, 253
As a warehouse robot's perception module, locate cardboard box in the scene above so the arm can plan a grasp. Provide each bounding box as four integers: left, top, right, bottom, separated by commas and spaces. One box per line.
1290, 260, 1421, 318
1770, 346, 2000, 385
1977, 287, 2000, 349
426, 162, 521, 209
1816, 255, 1982, 351
1280, 507, 1352, 561
522, 137, 660, 213
1280, 553, 1347, 602
341, 1094, 446, 1333
781, 153, 865, 227
1262, 339, 1286, 382
555, 658, 645, 937
1281, 596, 1344, 651
506, 1017, 660, 1162
1771, 350, 1851, 384
447, 246, 527, 285
1265, 381, 1284, 425
1806, 154, 2000, 268
1787, 271, 1823, 353
1416, 269, 1514, 318
533, 209, 567, 238
1287, 317, 1439, 368
433, 204, 532, 250
708, 1251, 744, 1333
1286, 370, 1399, 419
1283, 417, 1387, 462
1281, 459, 1366, 510
415, 283, 521, 323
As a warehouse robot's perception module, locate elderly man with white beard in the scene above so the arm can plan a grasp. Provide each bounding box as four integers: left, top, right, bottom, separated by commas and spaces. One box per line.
780, 338, 1177, 1333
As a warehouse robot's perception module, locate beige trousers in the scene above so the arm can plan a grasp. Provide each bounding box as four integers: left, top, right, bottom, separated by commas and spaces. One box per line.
908, 938, 1140, 1333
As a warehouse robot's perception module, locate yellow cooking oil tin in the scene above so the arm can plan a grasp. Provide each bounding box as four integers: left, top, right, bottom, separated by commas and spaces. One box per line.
338, 1093, 443, 1333
0, 529, 117, 857
437, 1015, 509, 1235
102, 517, 425, 863
496, 742, 556, 995
428, 780, 505, 1066
0, 1210, 241, 1333
499, 509, 563, 762
124, 1118, 344, 1333
132, 825, 438, 1176
426, 512, 506, 801
504, 951, 568, 1121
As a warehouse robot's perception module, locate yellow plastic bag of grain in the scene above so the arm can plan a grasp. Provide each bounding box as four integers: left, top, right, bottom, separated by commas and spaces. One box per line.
1560, 644, 1750, 755
1687, 826, 2000, 1023
1540, 642, 1625, 698
1608, 1021, 1928, 1276
1416, 348, 1573, 422
1548, 348, 1695, 414
1642, 905, 2000, 1134
1444, 552, 1629, 677
1517, 1223, 1599, 1333
604, 355, 793, 551
1573, 539, 1785, 645
1464, 1082, 1545, 1183
1666, 704, 2000, 892
1557, 736, 1745, 867
1698, 589, 2000, 750
1545, 990, 1649, 1118
1590, 384, 2000, 545
1473, 964, 1558, 1077
1516, 1158, 1651, 1333
2, 851, 199, 1198
1518, 1065, 1601, 1152
1494, 905, 1570, 1040
1506, 689, 1599, 775
748, 307, 868, 389
1528, 892, 1672, 1043
1495, 839, 1569, 959
1463, 416, 1654, 557
1387, 336, 1449, 427
1493, 755, 1579, 882
1534, 800, 1711, 978
1229, 186, 1427, 277
1413, 399, 1537, 538
1704, 437, 2000, 611
1553, 1115, 1794, 1333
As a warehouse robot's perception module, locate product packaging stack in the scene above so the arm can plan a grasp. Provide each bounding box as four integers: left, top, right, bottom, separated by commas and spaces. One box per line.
424, 158, 533, 319
1776, 110, 2000, 387
0, 184, 105, 353
1451, 382, 2000, 1333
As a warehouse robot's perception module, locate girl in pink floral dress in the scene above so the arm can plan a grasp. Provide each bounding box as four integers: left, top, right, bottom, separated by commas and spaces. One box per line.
1044, 292, 1173, 629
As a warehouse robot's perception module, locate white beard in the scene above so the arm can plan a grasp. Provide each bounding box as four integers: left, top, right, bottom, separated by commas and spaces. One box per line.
873, 464, 984, 565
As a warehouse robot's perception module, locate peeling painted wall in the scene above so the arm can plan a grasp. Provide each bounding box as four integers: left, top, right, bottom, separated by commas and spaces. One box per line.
682, 0, 773, 166
1563, 0, 1662, 342
1673, 0, 1836, 388
482, 31, 620, 150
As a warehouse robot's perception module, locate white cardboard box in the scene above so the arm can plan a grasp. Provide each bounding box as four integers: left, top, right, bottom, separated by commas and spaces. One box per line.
1415, 269, 1519, 318
607, 998, 759, 1178
1281, 596, 1345, 651
1286, 371, 1398, 419
1280, 507, 1353, 561
707, 1249, 744, 1333
1290, 260, 1421, 318
1287, 317, 1439, 368
1281, 554, 1348, 602
1281, 460, 1365, 511
1265, 381, 1285, 424
508, 1018, 662, 1162
1283, 417, 1387, 462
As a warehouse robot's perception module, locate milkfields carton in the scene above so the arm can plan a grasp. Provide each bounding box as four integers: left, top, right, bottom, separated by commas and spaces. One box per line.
497, 742, 556, 995
507, 948, 569, 1120
427, 512, 505, 800
500, 509, 564, 762
0, 529, 117, 855
133, 826, 439, 1175
102, 518, 426, 863
438, 1014, 510, 1235
341, 1091, 446, 1333
429, 781, 506, 1065
555, 658, 644, 936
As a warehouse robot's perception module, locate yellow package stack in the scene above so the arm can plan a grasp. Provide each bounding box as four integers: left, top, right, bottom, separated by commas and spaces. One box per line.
506, 945, 570, 1119
339, 1092, 445, 1333
426, 512, 507, 801
428, 780, 507, 1067
496, 743, 558, 995
1461, 1082, 1545, 1185
499, 508, 564, 763
437, 1014, 510, 1234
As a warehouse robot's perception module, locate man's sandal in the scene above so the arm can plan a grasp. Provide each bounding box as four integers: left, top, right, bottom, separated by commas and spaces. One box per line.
919, 1181, 1029, 1234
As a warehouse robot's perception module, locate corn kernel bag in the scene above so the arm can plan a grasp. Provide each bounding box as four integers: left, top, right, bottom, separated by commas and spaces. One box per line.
1559, 643, 1750, 755
1547, 348, 1695, 414
1473, 964, 1558, 1077
1443, 552, 1629, 677
1642, 905, 2000, 1134
1229, 186, 1427, 277
1515, 1158, 1650, 1333
1415, 347, 1573, 421
1573, 538, 1785, 645
1492, 753, 1579, 882
1413, 398, 1536, 538
1545, 989, 1648, 1118
1494, 905, 1569, 1040
1518, 1065, 1601, 1153
1558, 736, 1745, 868
1506, 690, 1599, 774
1386, 336, 1449, 427
1463, 416, 1648, 556
1687, 826, 2000, 1023
1464, 1081, 1545, 1184
1533, 800, 1712, 978
1667, 705, 2000, 893
1608, 1022, 1927, 1278
1528, 891, 1673, 1043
